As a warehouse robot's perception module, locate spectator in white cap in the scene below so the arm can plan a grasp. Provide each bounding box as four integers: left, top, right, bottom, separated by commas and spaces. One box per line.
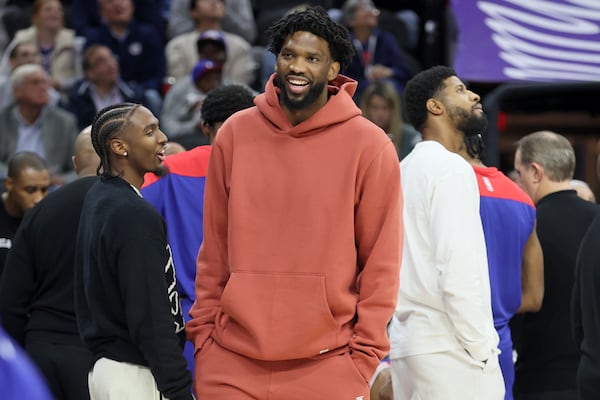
165, 0, 256, 86
160, 59, 223, 149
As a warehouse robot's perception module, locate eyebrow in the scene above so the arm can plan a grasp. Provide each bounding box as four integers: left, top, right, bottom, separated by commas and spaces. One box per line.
142, 120, 159, 130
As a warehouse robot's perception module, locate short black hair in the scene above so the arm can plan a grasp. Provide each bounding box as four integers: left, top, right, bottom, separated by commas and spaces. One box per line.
201, 84, 255, 126
9, 41, 35, 60
90, 102, 140, 177
7, 151, 48, 178
404, 65, 456, 131
267, 6, 355, 72
82, 45, 108, 71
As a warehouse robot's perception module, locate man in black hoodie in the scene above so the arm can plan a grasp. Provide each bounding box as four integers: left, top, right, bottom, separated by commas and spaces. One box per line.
74, 103, 192, 400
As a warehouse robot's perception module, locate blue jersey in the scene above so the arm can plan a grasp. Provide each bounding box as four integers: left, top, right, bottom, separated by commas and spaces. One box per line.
474, 166, 535, 328
142, 145, 212, 372
473, 165, 535, 400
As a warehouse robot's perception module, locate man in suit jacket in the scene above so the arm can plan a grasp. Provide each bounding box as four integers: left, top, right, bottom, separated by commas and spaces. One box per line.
0, 64, 77, 185
62, 45, 147, 130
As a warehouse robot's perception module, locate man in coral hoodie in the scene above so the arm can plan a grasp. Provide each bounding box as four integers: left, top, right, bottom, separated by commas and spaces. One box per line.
186, 6, 402, 399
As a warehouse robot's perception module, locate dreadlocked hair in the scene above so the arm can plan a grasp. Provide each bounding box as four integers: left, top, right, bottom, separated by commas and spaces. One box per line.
465, 134, 486, 160
267, 6, 355, 72
91, 102, 140, 177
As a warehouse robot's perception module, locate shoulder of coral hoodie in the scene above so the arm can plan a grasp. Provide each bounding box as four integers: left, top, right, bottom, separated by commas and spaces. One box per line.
187, 74, 402, 382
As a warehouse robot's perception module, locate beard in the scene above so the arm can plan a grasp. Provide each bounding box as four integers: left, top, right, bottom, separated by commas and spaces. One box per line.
448, 106, 488, 137
274, 74, 326, 111
152, 164, 170, 177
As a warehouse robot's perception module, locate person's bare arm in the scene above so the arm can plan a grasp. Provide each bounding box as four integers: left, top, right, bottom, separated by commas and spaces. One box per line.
517, 223, 544, 313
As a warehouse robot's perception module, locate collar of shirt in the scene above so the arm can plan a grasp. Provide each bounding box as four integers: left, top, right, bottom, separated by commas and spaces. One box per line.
89, 84, 124, 112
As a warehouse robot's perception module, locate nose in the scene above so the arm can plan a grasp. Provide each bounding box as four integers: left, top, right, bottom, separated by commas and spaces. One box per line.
32, 191, 45, 205
289, 58, 306, 74
157, 128, 168, 144
470, 90, 480, 103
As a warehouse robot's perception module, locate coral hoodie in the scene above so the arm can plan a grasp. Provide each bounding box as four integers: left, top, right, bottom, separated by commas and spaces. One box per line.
186, 74, 402, 381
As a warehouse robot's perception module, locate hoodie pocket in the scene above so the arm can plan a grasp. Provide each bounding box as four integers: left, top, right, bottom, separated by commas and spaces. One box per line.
215, 271, 341, 360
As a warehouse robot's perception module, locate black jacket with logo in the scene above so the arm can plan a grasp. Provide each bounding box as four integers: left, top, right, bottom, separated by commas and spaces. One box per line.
75, 176, 192, 400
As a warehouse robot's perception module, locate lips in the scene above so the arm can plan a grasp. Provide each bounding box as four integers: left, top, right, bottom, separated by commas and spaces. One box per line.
156, 148, 166, 162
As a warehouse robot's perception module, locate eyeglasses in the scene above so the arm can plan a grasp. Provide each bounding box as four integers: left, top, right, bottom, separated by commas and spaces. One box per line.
365, 7, 380, 17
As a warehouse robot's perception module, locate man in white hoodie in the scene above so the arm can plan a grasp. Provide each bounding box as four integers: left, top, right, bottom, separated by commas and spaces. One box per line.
389, 65, 504, 400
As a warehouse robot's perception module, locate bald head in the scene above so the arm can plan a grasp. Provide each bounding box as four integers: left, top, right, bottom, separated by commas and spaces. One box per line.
165, 141, 186, 156
72, 126, 100, 177
571, 179, 596, 203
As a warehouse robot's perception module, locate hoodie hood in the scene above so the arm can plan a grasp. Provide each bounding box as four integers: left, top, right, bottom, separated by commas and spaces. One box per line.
254, 73, 362, 137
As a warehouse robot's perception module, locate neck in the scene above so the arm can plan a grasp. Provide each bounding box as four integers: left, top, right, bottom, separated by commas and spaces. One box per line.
18, 103, 43, 124
110, 157, 144, 190
281, 95, 328, 126
421, 125, 465, 153
353, 27, 372, 43
197, 20, 221, 31
108, 22, 129, 38
36, 26, 59, 48
92, 81, 115, 97
455, 141, 486, 167
535, 180, 572, 204
77, 168, 97, 178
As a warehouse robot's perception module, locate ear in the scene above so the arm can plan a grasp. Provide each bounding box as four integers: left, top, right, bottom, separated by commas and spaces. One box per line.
109, 138, 128, 157
72, 154, 78, 171
530, 162, 544, 183
426, 98, 444, 116
200, 120, 212, 138
4, 176, 13, 192
190, 6, 199, 21
12, 85, 22, 100
327, 61, 340, 82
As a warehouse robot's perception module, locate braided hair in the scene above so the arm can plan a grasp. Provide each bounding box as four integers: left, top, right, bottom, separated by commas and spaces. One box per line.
267, 6, 355, 72
90, 102, 140, 177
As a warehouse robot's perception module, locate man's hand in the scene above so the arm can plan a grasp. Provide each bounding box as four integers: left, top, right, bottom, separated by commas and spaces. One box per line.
370, 365, 393, 400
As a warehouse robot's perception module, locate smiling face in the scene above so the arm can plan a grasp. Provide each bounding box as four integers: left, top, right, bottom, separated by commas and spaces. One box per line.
33, 0, 64, 31
274, 31, 340, 124
116, 106, 168, 177
440, 76, 487, 137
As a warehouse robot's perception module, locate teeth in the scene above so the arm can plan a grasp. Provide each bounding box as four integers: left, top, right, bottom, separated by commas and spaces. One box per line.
288, 79, 308, 86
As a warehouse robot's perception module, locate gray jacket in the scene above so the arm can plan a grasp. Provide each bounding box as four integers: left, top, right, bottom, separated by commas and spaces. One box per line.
0, 104, 77, 179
